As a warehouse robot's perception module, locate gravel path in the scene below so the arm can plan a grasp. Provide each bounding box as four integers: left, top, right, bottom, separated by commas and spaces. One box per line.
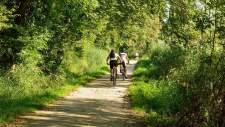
6, 61, 146, 127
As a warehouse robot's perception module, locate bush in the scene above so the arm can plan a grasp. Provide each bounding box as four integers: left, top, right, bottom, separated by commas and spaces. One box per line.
129, 42, 186, 126
0, 44, 108, 124
62, 46, 108, 74
129, 79, 183, 115
130, 40, 225, 127
168, 48, 225, 127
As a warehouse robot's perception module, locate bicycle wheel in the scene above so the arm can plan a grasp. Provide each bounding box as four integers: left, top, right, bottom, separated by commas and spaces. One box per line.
121, 68, 125, 81
112, 67, 116, 85
122, 72, 125, 80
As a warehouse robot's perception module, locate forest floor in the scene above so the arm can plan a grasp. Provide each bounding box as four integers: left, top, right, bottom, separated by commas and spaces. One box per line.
4, 60, 147, 127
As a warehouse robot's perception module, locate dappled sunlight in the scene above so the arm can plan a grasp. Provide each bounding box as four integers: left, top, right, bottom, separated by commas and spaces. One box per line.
20, 99, 131, 127
7, 63, 143, 127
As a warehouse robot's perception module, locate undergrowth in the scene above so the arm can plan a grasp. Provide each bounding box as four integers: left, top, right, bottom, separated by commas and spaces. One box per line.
0, 46, 108, 125
129, 42, 185, 127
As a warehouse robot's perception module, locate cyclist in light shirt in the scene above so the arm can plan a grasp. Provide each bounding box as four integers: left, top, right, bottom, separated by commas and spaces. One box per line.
119, 49, 129, 78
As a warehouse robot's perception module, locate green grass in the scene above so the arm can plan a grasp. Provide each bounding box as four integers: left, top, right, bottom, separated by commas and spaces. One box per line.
0, 67, 107, 125
129, 80, 179, 127
129, 43, 185, 127
0, 45, 109, 125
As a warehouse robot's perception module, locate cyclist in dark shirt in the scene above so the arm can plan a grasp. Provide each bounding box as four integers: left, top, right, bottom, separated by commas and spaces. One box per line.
106, 49, 121, 80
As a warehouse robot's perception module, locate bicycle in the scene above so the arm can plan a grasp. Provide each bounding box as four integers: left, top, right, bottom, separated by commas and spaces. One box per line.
110, 62, 125, 85
111, 62, 122, 85
120, 64, 126, 81
112, 66, 117, 85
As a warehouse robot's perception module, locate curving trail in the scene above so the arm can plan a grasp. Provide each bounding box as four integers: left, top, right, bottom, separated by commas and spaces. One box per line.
6, 60, 146, 127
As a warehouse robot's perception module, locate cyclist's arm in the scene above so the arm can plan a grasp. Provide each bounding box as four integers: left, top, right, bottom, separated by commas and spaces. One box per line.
126, 54, 129, 61
117, 54, 122, 63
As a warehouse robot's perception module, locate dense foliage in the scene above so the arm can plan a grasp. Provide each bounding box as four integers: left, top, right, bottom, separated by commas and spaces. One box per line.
160, 1, 225, 127
130, 43, 184, 127
1, 0, 225, 126
130, 0, 225, 127
0, 0, 162, 124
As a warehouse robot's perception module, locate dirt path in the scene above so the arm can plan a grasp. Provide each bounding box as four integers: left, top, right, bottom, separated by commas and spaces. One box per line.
6, 60, 146, 127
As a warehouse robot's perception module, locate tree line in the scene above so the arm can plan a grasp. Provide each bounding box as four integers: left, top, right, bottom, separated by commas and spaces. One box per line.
1, 0, 225, 126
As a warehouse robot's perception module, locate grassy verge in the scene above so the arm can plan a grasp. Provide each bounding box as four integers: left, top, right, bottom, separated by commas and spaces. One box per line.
0, 66, 108, 125
129, 80, 178, 127
129, 59, 180, 127
128, 43, 185, 127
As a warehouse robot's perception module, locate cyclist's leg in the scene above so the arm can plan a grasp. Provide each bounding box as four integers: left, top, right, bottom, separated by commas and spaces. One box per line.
110, 68, 113, 80
120, 64, 122, 73
110, 60, 114, 80
122, 61, 127, 78
110, 60, 117, 80
114, 60, 118, 77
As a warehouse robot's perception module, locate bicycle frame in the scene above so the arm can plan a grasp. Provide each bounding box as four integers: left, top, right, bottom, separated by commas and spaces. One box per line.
120, 65, 126, 80
112, 66, 117, 85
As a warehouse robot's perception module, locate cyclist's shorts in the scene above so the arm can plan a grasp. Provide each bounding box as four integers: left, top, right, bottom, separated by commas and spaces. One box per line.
110, 60, 117, 69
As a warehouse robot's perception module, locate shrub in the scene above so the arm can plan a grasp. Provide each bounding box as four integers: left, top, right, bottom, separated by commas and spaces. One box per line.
129, 42, 186, 126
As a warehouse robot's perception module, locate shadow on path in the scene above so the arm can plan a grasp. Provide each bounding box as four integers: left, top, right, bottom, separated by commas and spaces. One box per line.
20, 98, 135, 127
7, 61, 146, 127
